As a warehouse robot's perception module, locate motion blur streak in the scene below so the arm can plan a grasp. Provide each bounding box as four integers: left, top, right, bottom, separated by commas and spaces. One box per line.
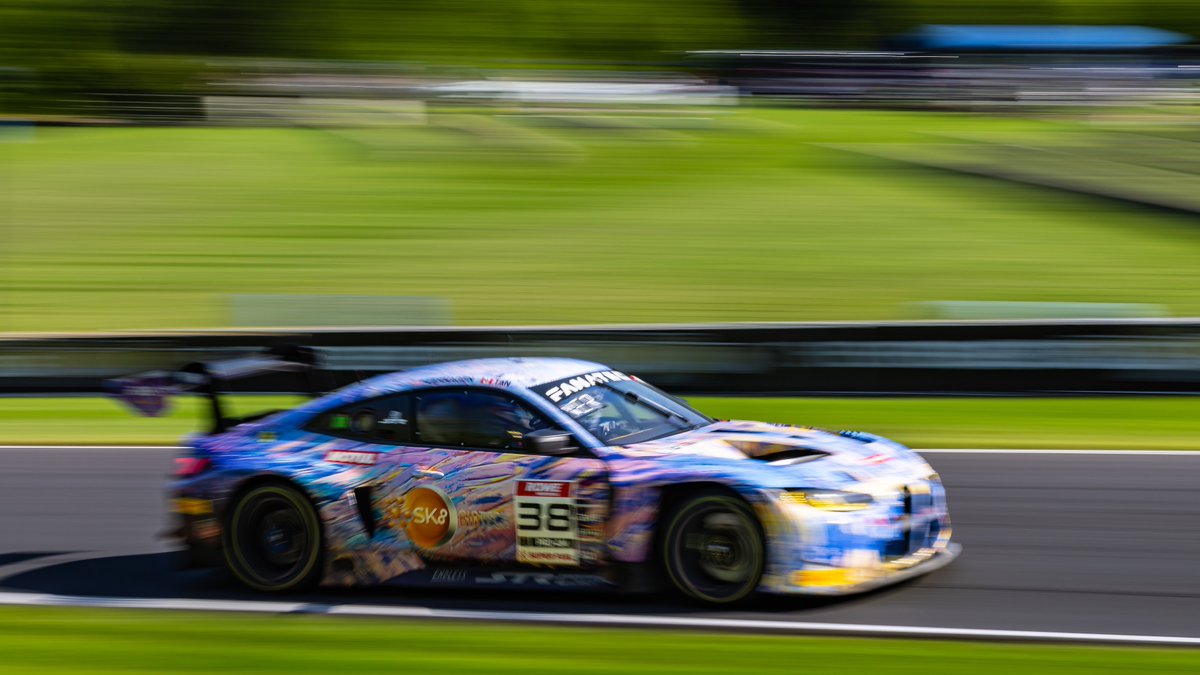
1, 448, 1197, 638
2, 592, 1200, 646
4, 2, 1200, 669
3, 3, 1200, 332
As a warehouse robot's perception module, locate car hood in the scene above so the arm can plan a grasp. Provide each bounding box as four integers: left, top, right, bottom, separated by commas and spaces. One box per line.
599, 419, 933, 490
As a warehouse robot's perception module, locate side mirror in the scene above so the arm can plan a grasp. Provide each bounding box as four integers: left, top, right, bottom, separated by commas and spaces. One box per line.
525, 428, 579, 456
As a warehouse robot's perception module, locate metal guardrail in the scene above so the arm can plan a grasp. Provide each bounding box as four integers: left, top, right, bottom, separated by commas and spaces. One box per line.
2, 319, 1200, 396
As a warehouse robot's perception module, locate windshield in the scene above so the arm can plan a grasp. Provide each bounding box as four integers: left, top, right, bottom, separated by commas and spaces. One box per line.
534, 370, 712, 445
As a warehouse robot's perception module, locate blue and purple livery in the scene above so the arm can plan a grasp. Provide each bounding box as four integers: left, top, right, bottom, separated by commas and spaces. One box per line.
119, 355, 957, 603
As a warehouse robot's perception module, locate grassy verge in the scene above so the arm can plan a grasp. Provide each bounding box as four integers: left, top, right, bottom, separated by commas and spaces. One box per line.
1, 607, 1198, 674
3, 109, 1200, 332
695, 396, 1200, 450
2, 395, 1197, 449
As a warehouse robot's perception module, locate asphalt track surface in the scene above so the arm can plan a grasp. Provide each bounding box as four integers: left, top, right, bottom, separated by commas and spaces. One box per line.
0, 447, 1198, 641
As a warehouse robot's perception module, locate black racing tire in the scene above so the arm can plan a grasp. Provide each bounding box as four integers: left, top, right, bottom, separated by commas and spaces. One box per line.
660, 490, 765, 604
223, 482, 323, 592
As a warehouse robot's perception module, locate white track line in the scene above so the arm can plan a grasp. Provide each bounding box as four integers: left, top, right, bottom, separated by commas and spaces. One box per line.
0, 591, 1196, 646
0, 445, 1198, 456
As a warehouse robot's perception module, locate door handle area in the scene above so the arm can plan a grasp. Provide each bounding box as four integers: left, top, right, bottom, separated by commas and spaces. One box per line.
414, 468, 445, 479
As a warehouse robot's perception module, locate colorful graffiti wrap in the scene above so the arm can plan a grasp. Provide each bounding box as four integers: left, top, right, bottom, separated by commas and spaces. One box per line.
173, 358, 954, 595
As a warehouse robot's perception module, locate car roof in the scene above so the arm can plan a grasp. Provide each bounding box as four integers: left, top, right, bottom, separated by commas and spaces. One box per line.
324, 356, 609, 403
260, 357, 617, 432
374, 356, 605, 389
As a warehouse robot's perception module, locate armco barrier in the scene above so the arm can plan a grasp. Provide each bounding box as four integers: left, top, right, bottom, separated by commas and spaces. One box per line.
2, 319, 1200, 396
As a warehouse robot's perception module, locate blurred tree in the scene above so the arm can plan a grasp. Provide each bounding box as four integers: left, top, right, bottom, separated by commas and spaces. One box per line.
117, 0, 313, 56
308, 0, 748, 61
0, 0, 204, 114
0, 0, 1196, 114
735, 0, 890, 48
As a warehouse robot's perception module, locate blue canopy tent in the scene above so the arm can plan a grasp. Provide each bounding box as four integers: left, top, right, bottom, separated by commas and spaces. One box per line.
898, 25, 1193, 52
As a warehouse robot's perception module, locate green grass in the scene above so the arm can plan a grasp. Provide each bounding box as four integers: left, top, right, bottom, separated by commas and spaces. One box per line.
2, 108, 1199, 332
3, 395, 1198, 448
0, 396, 306, 445
697, 396, 1200, 450
1, 607, 1197, 674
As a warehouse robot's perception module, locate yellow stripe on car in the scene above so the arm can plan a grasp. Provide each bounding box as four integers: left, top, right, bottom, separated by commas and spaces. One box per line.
791, 568, 852, 587
172, 498, 213, 516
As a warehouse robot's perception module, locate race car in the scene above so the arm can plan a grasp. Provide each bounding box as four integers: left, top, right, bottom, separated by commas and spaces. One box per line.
111, 352, 957, 604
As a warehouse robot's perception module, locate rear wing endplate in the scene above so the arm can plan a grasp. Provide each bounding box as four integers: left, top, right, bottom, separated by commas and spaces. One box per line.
106, 345, 321, 434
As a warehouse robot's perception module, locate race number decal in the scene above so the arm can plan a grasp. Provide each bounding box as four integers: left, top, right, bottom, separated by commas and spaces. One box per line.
514, 480, 578, 566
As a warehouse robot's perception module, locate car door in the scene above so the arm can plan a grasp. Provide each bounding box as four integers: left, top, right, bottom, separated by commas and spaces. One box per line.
304, 391, 525, 563
385, 387, 611, 569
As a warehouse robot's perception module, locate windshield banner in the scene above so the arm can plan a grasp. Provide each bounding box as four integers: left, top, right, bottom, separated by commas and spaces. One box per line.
537, 370, 631, 403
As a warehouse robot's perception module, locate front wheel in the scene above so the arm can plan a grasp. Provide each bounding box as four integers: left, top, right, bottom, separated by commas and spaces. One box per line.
224, 482, 323, 592
661, 491, 765, 603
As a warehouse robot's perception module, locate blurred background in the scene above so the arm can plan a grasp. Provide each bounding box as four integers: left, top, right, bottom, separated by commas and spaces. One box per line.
1, 0, 1199, 332
5, 0, 1200, 443
2, 4, 1200, 670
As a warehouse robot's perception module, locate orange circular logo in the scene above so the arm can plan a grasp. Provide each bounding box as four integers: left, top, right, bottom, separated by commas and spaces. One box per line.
403, 486, 457, 549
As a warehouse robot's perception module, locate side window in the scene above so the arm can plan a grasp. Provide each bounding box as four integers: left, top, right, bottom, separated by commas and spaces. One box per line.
415, 390, 550, 451
306, 394, 413, 444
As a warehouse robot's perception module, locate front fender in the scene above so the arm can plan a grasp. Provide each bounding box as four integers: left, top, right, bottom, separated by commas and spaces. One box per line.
602, 457, 777, 564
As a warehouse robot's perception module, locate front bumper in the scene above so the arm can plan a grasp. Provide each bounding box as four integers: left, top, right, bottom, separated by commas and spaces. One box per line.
757, 477, 957, 595
779, 541, 961, 595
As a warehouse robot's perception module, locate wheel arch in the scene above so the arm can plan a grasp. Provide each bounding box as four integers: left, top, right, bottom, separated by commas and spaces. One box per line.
225, 473, 319, 518
221, 472, 326, 592
653, 482, 768, 603
651, 481, 764, 563
657, 481, 745, 517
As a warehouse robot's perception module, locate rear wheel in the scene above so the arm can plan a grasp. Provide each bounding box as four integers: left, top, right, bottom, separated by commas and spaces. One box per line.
224, 483, 323, 592
661, 491, 764, 604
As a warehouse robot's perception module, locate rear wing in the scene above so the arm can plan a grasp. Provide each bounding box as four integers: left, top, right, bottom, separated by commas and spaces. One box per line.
106, 345, 322, 434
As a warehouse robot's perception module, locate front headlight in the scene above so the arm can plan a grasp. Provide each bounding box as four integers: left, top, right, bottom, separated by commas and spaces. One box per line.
780, 489, 874, 511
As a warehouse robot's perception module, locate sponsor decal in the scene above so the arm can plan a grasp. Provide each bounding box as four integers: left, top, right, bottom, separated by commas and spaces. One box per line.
109, 373, 176, 417
430, 568, 468, 584
419, 376, 474, 386
325, 450, 379, 466
379, 410, 408, 426
479, 377, 511, 387
382, 486, 505, 548
862, 453, 892, 466
402, 486, 457, 548
515, 480, 578, 566
540, 370, 631, 403
561, 393, 603, 419
257, 431, 278, 442
459, 510, 507, 528
518, 481, 571, 498
475, 571, 608, 587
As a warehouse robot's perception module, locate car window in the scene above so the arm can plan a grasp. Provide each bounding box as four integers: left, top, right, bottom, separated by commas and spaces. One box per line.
306, 394, 413, 444
415, 389, 551, 451
533, 370, 711, 445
